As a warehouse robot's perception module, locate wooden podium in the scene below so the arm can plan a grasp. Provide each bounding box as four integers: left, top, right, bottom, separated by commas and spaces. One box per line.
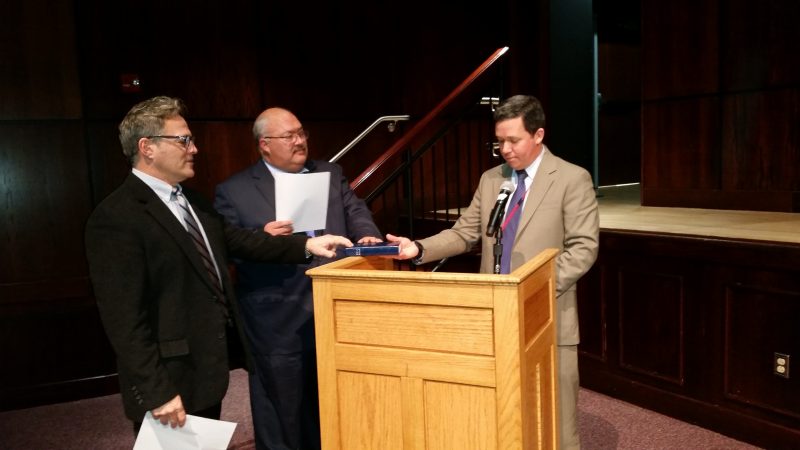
306, 248, 559, 450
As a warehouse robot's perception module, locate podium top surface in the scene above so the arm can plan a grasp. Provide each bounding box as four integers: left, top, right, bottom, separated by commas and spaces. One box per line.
306, 248, 558, 285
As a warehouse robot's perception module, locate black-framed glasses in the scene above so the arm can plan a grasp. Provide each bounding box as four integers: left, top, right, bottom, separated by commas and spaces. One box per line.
146, 135, 195, 148
262, 129, 309, 142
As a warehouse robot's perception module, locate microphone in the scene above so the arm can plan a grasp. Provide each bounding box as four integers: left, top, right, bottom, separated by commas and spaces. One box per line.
486, 181, 515, 236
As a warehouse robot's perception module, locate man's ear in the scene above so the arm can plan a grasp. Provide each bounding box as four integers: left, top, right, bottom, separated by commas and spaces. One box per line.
533, 127, 545, 144
258, 139, 270, 158
138, 137, 154, 160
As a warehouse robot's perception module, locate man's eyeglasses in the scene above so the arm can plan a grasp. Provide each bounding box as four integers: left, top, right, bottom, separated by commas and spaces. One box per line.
262, 129, 309, 142
147, 135, 195, 149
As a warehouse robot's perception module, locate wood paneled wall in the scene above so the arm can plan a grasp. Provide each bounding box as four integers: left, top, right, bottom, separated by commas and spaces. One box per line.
641, 0, 800, 211
0, 0, 514, 409
578, 231, 800, 448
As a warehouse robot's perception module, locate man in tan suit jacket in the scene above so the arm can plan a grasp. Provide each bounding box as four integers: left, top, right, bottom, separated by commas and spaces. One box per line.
387, 94, 599, 449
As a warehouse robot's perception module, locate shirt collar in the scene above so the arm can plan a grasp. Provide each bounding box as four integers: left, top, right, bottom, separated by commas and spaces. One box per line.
262, 160, 310, 175
515, 146, 546, 181
132, 168, 177, 203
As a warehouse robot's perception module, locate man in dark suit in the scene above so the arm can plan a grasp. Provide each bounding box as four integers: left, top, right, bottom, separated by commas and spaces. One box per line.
387, 95, 599, 450
214, 107, 381, 450
84, 96, 351, 432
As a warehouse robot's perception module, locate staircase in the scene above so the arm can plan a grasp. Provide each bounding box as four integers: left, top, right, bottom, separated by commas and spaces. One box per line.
348, 47, 510, 272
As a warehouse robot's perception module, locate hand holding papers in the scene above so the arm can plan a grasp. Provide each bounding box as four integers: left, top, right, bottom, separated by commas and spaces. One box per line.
274, 172, 330, 233
133, 412, 237, 450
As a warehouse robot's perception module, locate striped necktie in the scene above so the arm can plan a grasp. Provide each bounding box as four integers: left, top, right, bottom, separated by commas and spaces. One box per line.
500, 170, 529, 274
172, 187, 231, 324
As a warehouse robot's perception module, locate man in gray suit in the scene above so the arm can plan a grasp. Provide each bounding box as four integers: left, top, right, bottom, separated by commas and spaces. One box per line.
387, 94, 599, 450
215, 107, 381, 450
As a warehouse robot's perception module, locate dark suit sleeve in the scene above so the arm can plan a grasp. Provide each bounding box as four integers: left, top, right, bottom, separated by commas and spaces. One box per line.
223, 221, 309, 263
85, 205, 177, 411
335, 166, 382, 240
189, 189, 307, 263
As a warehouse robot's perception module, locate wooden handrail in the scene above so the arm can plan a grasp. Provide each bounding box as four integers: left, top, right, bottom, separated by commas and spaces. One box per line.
350, 46, 509, 192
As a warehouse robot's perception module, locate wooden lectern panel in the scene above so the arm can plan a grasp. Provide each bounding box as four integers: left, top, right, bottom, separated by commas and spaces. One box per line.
337, 372, 403, 449
308, 249, 559, 450
334, 300, 495, 355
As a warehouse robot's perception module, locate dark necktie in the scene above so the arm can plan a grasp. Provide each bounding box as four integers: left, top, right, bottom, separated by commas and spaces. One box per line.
500, 170, 529, 274
172, 188, 231, 324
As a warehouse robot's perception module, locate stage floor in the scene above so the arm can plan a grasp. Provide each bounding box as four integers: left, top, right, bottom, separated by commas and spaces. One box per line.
598, 184, 800, 245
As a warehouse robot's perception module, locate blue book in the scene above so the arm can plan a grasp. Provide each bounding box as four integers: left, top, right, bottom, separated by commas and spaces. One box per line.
344, 242, 401, 256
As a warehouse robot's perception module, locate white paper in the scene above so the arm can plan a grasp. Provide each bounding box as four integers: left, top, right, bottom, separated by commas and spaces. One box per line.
133, 412, 237, 450
274, 171, 330, 233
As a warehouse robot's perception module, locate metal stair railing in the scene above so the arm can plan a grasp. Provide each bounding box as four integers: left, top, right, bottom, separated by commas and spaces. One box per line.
328, 115, 411, 163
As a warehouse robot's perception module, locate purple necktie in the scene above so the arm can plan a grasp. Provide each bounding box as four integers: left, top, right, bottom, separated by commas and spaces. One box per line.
500, 170, 528, 274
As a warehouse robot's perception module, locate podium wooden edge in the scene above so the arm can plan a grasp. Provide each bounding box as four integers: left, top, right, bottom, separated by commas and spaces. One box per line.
306, 248, 559, 283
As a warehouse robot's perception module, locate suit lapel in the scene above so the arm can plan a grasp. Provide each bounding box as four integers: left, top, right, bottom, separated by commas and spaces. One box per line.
127, 175, 218, 292
251, 162, 277, 216
517, 148, 556, 234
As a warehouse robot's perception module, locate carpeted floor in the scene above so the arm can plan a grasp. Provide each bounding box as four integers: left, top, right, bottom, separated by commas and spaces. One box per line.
0, 369, 761, 449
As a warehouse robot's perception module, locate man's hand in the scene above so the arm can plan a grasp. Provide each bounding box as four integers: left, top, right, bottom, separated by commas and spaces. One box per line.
357, 236, 383, 244
385, 233, 418, 260
151, 395, 186, 428
263, 220, 294, 236
306, 234, 353, 258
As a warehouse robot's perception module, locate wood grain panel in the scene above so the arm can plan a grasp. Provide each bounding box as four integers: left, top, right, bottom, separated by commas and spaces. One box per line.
76, 0, 262, 120
641, 97, 721, 191
577, 264, 605, 361
618, 268, 685, 385
0, 292, 116, 410
84, 120, 130, 204
641, 187, 797, 212
722, 90, 800, 192
424, 381, 497, 450
401, 377, 426, 450
0, 123, 91, 283
0, 0, 81, 119
334, 344, 496, 388
721, 0, 800, 91
334, 300, 494, 355
330, 280, 493, 307
522, 272, 552, 348
641, 0, 800, 213
724, 282, 800, 419
523, 337, 557, 450
180, 121, 257, 200
641, 0, 719, 100
337, 372, 403, 450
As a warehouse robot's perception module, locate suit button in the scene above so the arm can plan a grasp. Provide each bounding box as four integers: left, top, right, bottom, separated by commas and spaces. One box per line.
217, 332, 225, 339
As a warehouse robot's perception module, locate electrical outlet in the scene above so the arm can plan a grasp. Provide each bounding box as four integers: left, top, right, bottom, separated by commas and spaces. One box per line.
774, 352, 790, 379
